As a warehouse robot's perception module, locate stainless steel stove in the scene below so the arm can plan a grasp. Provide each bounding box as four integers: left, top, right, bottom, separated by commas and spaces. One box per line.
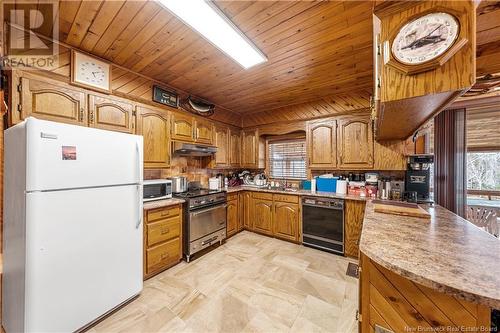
173, 186, 227, 262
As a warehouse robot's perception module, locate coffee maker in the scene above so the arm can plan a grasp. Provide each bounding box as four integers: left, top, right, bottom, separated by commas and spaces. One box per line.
405, 155, 434, 203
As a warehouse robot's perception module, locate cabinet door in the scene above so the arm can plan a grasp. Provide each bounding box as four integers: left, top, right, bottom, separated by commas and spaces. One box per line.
338, 118, 374, 169
252, 198, 273, 235
195, 119, 213, 144
273, 202, 300, 242
227, 199, 238, 237
237, 193, 244, 231
229, 129, 241, 167
136, 106, 170, 168
241, 129, 258, 167
20, 76, 87, 126
171, 113, 195, 142
88, 94, 135, 133
344, 200, 366, 258
214, 126, 229, 166
306, 119, 337, 168
242, 192, 252, 230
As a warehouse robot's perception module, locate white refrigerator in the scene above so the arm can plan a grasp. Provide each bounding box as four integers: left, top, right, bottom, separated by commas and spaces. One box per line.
2, 118, 144, 333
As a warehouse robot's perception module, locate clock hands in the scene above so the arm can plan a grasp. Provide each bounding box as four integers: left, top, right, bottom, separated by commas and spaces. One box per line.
91, 71, 105, 77
401, 24, 445, 50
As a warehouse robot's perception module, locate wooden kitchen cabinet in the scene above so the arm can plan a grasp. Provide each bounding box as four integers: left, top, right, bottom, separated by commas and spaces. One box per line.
344, 200, 366, 258
241, 129, 260, 168
226, 193, 239, 238
229, 129, 241, 167
143, 204, 182, 279
214, 125, 229, 167
306, 119, 337, 169
136, 106, 170, 168
19, 75, 87, 126
171, 113, 195, 142
252, 196, 273, 236
337, 117, 373, 169
241, 192, 252, 230
273, 200, 300, 242
88, 94, 135, 133
194, 119, 213, 145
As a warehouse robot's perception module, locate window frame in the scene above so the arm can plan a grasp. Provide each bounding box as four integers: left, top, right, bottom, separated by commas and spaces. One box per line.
266, 135, 307, 180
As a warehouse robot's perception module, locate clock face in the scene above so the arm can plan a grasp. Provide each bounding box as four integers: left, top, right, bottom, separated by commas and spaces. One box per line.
391, 12, 459, 65
72, 51, 110, 92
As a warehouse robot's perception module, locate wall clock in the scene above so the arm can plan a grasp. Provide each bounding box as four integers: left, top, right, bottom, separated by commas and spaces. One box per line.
385, 10, 467, 75
71, 50, 111, 93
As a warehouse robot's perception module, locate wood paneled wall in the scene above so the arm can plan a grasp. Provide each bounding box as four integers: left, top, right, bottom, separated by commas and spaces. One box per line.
242, 90, 371, 127
33, 43, 242, 127
467, 108, 500, 151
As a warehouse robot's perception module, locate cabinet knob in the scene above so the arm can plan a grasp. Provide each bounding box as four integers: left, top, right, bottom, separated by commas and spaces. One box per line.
160, 227, 170, 235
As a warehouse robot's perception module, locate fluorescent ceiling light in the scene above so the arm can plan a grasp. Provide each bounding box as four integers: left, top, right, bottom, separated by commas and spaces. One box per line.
158, 0, 267, 69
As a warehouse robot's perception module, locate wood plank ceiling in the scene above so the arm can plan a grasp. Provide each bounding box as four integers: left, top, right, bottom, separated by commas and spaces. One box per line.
476, 1, 500, 76
43, 0, 375, 115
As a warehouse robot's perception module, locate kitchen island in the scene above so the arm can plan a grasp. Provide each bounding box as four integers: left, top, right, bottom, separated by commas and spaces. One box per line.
359, 201, 500, 332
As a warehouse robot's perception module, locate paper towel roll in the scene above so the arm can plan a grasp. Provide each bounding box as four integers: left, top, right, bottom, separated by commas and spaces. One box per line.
336, 180, 347, 194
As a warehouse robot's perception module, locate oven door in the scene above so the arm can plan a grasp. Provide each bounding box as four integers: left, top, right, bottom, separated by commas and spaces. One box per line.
189, 204, 227, 241
302, 204, 344, 244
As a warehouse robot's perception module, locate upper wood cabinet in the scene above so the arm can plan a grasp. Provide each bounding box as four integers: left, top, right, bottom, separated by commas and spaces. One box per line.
229, 129, 241, 167
307, 119, 337, 169
337, 117, 374, 169
136, 106, 170, 169
252, 197, 273, 236
88, 94, 135, 133
194, 119, 213, 145
214, 126, 229, 166
19, 76, 87, 126
273, 200, 300, 242
241, 129, 264, 168
171, 113, 195, 142
373, 1, 475, 140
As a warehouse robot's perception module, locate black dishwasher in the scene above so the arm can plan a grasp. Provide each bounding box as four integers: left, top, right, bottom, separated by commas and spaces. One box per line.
302, 197, 344, 255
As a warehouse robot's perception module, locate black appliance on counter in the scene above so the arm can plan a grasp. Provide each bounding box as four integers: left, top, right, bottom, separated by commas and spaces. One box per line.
173, 183, 227, 262
302, 197, 344, 255
405, 154, 434, 204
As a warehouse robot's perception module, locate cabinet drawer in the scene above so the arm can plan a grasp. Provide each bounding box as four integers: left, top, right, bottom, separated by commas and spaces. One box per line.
227, 193, 238, 201
252, 192, 273, 200
147, 216, 181, 246
146, 205, 180, 222
273, 194, 299, 204
146, 238, 180, 274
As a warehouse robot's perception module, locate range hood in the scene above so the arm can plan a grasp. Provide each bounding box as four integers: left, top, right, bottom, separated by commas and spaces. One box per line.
172, 141, 217, 156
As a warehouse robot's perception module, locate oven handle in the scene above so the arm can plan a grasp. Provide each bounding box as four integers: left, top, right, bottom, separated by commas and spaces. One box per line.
302, 203, 343, 210
191, 204, 227, 216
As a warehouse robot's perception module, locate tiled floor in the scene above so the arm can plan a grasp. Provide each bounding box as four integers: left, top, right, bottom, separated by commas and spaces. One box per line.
90, 231, 359, 333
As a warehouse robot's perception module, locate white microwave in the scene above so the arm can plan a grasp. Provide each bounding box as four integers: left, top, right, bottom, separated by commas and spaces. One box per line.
143, 179, 172, 202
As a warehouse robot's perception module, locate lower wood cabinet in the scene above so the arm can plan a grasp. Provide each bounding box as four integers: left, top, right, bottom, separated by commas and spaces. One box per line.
252, 197, 274, 236
273, 200, 300, 242
344, 200, 366, 258
143, 204, 182, 279
226, 193, 239, 238
240, 192, 252, 230
246, 192, 301, 242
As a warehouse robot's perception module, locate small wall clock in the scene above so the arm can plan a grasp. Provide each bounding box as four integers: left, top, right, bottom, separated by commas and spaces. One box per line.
385, 10, 467, 75
71, 50, 111, 93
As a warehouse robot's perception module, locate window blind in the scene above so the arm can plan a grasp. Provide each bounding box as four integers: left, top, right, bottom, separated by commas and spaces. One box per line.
268, 139, 307, 179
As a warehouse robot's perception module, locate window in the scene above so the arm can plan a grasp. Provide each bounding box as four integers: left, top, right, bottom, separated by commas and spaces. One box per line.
268, 139, 306, 179
467, 151, 500, 191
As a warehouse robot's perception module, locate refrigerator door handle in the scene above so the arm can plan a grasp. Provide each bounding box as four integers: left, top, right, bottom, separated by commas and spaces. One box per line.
135, 141, 141, 183
136, 185, 142, 229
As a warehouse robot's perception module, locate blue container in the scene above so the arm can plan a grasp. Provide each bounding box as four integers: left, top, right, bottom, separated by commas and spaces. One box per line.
302, 180, 311, 190
316, 177, 337, 193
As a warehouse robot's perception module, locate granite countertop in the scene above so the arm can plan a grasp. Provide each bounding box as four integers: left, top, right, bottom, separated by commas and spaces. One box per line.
225, 186, 367, 201
360, 201, 500, 309
143, 198, 185, 210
